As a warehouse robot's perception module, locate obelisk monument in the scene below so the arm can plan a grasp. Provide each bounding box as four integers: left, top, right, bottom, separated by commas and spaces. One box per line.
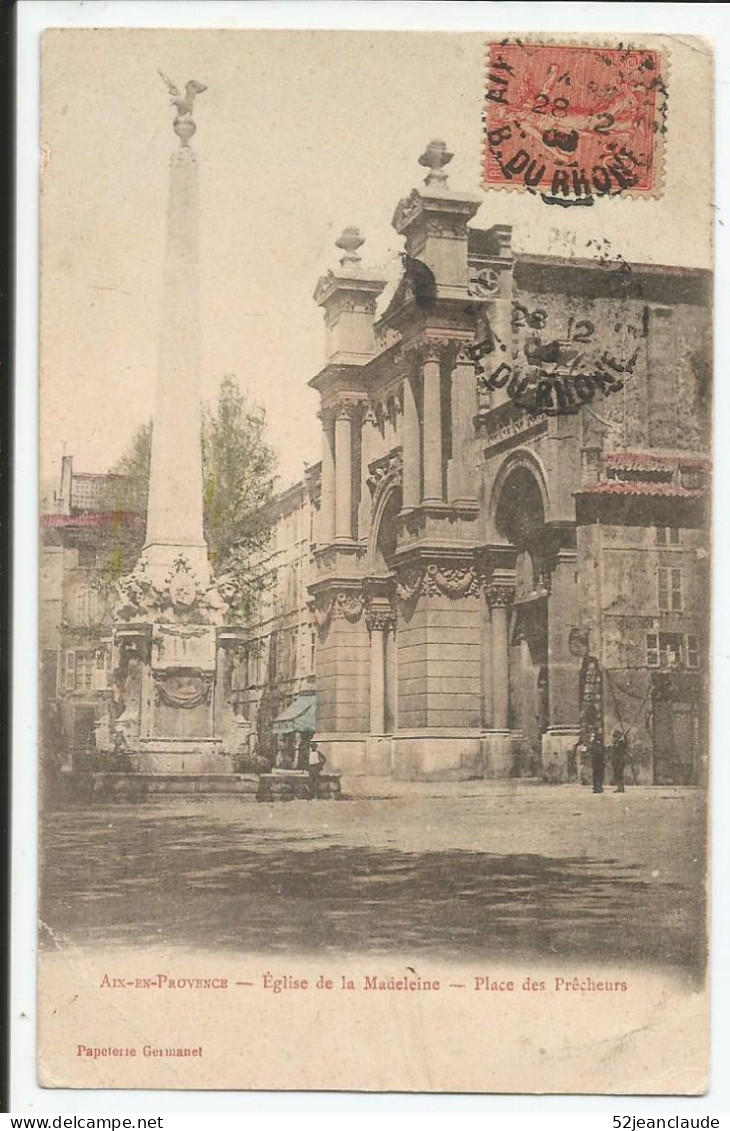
144, 76, 210, 590
111, 78, 245, 775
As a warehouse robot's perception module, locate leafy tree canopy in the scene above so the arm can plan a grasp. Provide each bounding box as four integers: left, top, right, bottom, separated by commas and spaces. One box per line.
103, 375, 278, 624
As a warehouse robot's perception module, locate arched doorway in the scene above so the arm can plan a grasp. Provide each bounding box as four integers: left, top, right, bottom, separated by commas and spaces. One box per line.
494, 465, 550, 772
370, 487, 401, 576
366, 485, 401, 736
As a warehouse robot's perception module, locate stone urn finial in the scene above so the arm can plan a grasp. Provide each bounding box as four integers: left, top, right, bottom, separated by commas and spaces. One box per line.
418, 139, 453, 186
335, 226, 365, 267
174, 118, 197, 147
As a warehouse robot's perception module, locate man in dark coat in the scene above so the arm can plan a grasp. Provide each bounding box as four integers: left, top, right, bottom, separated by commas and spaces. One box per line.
590, 732, 605, 794
611, 727, 628, 793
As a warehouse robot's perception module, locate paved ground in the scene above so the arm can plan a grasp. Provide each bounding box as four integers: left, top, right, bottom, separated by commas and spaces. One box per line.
40, 780, 707, 976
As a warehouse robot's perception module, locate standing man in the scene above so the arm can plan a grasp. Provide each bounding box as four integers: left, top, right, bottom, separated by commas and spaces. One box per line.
611, 727, 628, 793
307, 740, 326, 800
590, 731, 605, 794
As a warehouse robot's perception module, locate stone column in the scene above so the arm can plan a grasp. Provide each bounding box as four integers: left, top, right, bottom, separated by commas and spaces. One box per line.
319, 410, 335, 545
448, 349, 478, 503
422, 343, 444, 503
365, 596, 396, 736
384, 624, 397, 733
486, 584, 514, 730
334, 403, 353, 541
369, 625, 386, 735
401, 372, 421, 509
480, 597, 493, 729
546, 548, 580, 729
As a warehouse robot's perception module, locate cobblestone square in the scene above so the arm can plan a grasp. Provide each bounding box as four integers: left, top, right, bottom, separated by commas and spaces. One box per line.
40, 781, 706, 976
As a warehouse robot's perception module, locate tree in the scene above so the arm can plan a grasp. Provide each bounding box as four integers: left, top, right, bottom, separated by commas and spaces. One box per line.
104, 375, 279, 623
202, 375, 278, 566
109, 420, 152, 516
89, 424, 151, 604
202, 375, 278, 622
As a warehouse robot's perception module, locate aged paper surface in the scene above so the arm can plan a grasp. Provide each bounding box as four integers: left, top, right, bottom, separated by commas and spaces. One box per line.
39, 28, 712, 1093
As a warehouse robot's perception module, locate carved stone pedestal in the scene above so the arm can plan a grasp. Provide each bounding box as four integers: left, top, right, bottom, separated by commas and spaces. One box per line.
112, 612, 246, 775
541, 725, 581, 783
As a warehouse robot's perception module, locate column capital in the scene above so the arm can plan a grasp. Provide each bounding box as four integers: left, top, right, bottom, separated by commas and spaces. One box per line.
422, 338, 450, 365
362, 576, 397, 632
485, 582, 515, 609
330, 393, 367, 421
425, 338, 454, 365
404, 337, 478, 371
364, 604, 397, 633
476, 547, 517, 607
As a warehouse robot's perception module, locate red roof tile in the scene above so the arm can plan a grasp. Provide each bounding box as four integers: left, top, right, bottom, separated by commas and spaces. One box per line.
579, 481, 705, 498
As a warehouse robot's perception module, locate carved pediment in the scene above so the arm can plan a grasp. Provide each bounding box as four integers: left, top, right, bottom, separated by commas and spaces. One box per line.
391, 188, 422, 233
313, 269, 337, 305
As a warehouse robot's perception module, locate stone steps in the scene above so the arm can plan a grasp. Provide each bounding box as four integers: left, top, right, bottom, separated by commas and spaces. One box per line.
69, 772, 259, 800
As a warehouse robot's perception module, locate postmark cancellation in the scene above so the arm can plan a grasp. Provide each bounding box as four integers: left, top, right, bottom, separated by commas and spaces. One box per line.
483, 40, 668, 204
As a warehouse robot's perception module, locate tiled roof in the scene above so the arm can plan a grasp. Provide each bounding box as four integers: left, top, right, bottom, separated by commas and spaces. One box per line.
579, 481, 705, 498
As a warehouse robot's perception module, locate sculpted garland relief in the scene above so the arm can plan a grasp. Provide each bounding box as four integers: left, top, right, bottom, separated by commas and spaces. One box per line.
152, 668, 213, 710
312, 561, 484, 635
395, 563, 482, 603
309, 591, 365, 629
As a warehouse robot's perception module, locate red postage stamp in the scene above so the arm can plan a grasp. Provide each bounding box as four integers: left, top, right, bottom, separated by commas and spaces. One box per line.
483, 42, 667, 201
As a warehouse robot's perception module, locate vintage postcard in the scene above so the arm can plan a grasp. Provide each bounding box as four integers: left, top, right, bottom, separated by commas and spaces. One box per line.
38, 28, 712, 1093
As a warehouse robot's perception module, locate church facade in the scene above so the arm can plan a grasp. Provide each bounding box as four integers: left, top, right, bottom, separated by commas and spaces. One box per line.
297, 141, 710, 784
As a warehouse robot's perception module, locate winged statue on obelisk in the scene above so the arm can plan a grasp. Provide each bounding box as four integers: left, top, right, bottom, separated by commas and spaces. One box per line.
158, 71, 207, 145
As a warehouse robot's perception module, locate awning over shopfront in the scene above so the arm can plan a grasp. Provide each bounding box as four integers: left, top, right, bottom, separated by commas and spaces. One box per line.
271, 692, 317, 735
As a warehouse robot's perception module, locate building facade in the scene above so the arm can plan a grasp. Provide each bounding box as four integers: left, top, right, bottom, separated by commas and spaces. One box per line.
235, 474, 319, 766
45, 143, 710, 790
298, 141, 710, 783
40, 456, 145, 765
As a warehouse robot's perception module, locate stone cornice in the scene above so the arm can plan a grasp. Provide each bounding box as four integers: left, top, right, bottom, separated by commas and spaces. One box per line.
308, 363, 367, 396
313, 270, 387, 309
312, 542, 367, 573
391, 186, 482, 236
396, 500, 480, 542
